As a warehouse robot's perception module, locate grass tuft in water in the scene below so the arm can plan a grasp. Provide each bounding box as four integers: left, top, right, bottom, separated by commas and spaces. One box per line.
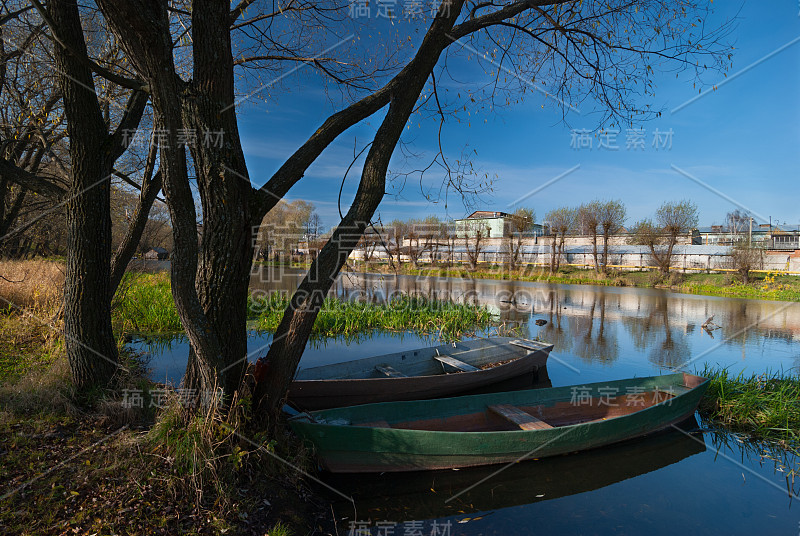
249, 293, 495, 341
699, 365, 800, 451
113, 272, 495, 339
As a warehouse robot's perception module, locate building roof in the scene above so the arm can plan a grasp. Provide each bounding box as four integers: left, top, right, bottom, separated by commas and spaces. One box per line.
697, 224, 800, 234
461, 210, 512, 220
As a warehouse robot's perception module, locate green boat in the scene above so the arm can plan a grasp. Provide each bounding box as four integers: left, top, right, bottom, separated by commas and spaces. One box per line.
288, 372, 709, 473
328, 415, 706, 521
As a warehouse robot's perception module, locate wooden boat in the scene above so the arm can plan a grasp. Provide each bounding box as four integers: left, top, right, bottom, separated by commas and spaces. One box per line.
288, 372, 709, 472
328, 415, 706, 521
288, 337, 552, 410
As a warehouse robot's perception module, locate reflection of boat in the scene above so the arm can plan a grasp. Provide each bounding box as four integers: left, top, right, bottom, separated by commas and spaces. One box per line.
289, 372, 709, 472
288, 337, 552, 410
328, 415, 706, 522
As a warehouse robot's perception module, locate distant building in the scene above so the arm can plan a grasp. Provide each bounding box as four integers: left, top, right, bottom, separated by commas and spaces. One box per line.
455, 210, 544, 239
771, 225, 800, 250
143, 247, 169, 260
696, 223, 800, 249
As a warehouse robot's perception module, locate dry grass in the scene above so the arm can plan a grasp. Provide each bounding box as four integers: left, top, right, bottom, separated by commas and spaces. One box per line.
0, 354, 75, 425
0, 259, 64, 312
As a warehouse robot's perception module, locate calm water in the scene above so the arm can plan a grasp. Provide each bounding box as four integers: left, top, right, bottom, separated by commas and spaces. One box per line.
129, 268, 800, 534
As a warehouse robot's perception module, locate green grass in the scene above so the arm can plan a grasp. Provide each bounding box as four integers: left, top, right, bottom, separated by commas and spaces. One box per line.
113, 273, 182, 333
699, 365, 800, 451
267, 521, 294, 536
0, 312, 63, 383
249, 293, 495, 341
113, 272, 495, 339
680, 280, 800, 301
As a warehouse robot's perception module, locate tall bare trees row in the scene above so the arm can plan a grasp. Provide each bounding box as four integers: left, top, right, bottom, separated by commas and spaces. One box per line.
546, 200, 625, 273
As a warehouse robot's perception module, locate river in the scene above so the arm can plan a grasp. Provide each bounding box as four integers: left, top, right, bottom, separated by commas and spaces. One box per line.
129, 267, 800, 534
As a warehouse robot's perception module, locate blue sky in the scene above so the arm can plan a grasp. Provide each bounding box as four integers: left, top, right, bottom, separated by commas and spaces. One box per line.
237, 1, 800, 231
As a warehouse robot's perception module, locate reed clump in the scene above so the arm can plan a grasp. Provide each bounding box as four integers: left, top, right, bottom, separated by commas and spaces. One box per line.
249, 293, 495, 340
699, 365, 800, 451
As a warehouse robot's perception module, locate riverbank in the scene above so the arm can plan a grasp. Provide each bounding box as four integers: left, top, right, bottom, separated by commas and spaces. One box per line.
0, 302, 333, 535
348, 262, 800, 302
1, 265, 497, 535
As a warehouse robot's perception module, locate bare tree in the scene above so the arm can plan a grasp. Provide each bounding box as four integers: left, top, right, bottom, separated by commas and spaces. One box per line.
417, 215, 442, 267
546, 207, 576, 273
84, 0, 734, 415
385, 219, 408, 272
42, 0, 148, 391
726, 209, 751, 243
599, 200, 626, 273
630, 200, 698, 275
728, 243, 763, 283
405, 219, 427, 268
576, 201, 601, 272
357, 227, 381, 266
305, 212, 322, 242
463, 221, 487, 271
440, 221, 457, 268
503, 207, 534, 271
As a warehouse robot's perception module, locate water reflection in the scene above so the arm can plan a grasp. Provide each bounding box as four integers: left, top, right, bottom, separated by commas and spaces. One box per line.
329, 416, 707, 525
137, 269, 800, 383
300, 270, 800, 376
326, 415, 800, 536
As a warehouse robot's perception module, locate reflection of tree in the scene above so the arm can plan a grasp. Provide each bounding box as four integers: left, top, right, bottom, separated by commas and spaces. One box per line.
537, 290, 571, 350
649, 297, 690, 369
618, 294, 692, 369
621, 303, 660, 351
572, 293, 619, 364
649, 326, 690, 369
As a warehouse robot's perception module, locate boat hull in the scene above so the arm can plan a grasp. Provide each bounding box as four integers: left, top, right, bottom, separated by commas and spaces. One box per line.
289, 372, 708, 472
288, 337, 552, 410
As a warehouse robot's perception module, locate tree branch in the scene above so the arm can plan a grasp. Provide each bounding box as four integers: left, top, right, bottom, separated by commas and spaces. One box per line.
28, 0, 147, 91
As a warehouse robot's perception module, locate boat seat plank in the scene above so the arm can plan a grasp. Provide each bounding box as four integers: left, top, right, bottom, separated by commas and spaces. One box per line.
375, 365, 407, 378
510, 339, 547, 352
433, 355, 479, 372
488, 404, 553, 430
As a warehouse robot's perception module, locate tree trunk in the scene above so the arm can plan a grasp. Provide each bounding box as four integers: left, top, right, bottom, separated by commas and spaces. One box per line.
50, 0, 119, 392
97, 0, 227, 401
109, 170, 162, 298
663, 239, 675, 275
179, 0, 255, 399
